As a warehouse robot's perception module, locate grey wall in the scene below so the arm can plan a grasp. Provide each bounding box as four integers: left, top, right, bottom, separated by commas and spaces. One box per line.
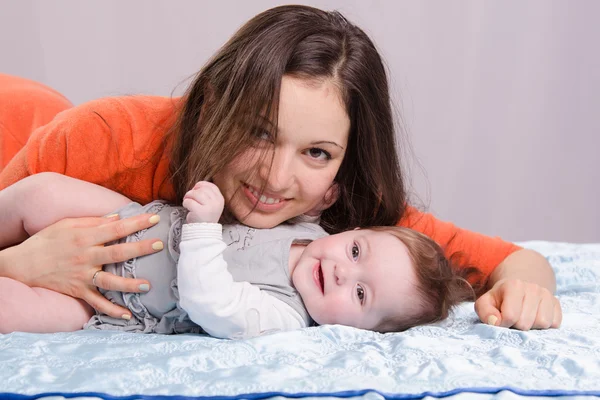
1, 0, 598, 243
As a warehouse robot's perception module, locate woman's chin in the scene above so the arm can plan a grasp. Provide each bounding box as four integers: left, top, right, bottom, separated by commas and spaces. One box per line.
237, 212, 287, 229
226, 198, 294, 228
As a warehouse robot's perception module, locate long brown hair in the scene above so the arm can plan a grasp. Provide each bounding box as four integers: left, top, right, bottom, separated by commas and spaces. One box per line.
169, 5, 406, 233
369, 227, 484, 333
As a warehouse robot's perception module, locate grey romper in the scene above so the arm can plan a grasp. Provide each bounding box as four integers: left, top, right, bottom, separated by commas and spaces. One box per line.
84, 201, 327, 334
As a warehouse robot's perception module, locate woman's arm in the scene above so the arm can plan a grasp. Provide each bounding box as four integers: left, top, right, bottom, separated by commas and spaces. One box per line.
400, 206, 561, 330
490, 249, 556, 292
399, 205, 520, 278
474, 248, 561, 330
0, 73, 73, 170
0, 95, 178, 203
0, 213, 162, 319
0, 94, 177, 318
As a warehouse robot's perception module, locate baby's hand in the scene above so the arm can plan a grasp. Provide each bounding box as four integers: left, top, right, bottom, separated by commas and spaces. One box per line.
182, 181, 225, 224
475, 278, 562, 330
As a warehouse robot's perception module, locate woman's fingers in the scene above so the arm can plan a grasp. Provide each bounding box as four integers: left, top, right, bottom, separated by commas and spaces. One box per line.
512, 291, 540, 331
474, 291, 501, 326
532, 295, 555, 330
67, 213, 164, 268
6, 214, 163, 319
552, 299, 563, 328
83, 288, 132, 320
497, 283, 524, 328
89, 239, 163, 266
53, 215, 117, 230
92, 269, 151, 294
92, 213, 161, 246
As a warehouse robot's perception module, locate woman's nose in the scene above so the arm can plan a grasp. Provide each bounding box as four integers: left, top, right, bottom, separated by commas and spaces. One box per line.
260, 149, 295, 191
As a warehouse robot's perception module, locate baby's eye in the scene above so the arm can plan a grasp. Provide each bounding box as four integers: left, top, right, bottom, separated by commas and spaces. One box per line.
305, 148, 331, 161
351, 243, 360, 261
356, 284, 365, 303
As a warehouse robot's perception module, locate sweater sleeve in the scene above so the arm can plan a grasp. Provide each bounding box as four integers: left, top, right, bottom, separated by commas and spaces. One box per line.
399, 205, 521, 282
0, 96, 177, 203
178, 223, 307, 339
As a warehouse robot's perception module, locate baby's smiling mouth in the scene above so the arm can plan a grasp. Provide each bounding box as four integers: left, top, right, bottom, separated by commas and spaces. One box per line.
318, 265, 324, 294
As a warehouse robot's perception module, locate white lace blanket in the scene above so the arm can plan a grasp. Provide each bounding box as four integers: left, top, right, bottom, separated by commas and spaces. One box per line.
1, 241, 599, 399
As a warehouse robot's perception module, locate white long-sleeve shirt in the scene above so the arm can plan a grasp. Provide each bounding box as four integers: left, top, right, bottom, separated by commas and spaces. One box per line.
177, 223, 308, 339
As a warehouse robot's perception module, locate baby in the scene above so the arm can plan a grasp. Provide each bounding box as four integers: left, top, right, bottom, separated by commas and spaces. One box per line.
0, 173, 476, 338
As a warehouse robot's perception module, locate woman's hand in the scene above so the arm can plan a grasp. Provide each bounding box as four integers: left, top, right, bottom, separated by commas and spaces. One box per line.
0, 214, 163, 319
475, 278, 562, 330
474, 248, 562, 330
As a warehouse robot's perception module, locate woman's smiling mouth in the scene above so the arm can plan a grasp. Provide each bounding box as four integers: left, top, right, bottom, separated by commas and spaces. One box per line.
242, 183, 288, 211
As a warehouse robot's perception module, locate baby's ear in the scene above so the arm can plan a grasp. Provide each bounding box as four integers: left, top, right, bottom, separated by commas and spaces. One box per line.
305, 183, 339, 216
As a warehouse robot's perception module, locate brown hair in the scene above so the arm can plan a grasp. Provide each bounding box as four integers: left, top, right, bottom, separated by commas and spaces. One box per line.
368, 227, 484, 333
169, 5, 405, 233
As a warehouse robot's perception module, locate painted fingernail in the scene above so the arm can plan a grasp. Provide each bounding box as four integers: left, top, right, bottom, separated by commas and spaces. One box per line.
148, 215, 160, 224
139, 284, 150, 292
487, 315, 498, 326
152, 241, 164, 251
122, 314, 131, 321
105, 213, 119, 218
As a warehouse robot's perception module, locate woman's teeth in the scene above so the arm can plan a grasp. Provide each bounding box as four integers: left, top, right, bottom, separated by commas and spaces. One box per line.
250, 188, 282, 204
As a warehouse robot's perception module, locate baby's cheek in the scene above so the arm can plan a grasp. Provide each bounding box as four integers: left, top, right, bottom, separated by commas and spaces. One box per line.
322, 296, 354, 325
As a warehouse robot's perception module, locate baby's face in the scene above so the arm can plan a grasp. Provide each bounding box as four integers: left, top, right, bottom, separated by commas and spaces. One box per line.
291, 229, 422, 330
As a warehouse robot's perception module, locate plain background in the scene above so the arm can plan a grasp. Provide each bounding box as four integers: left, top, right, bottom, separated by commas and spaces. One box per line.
1, 0, 598, 243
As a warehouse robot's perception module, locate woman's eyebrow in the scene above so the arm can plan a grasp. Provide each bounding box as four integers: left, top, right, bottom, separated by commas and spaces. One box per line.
259, 112, 345, 150
311, 140, 345, 150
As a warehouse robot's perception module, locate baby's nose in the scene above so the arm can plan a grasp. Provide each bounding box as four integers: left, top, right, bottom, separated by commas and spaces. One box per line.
334, 264, 349, 285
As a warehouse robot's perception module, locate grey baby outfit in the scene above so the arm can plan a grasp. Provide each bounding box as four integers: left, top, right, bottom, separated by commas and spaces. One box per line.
84, 201, 327, 334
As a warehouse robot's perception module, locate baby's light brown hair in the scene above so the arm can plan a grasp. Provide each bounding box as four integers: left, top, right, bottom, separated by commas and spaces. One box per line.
368, 226, 484, 333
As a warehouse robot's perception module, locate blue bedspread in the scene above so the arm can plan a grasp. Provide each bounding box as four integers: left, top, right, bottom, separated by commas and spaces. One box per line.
1, 241, 599, 399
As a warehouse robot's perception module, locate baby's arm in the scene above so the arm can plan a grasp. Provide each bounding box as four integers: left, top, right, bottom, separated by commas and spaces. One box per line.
0, 172, 132, 248
179, 182, 306, 338
178, 224, 306, 338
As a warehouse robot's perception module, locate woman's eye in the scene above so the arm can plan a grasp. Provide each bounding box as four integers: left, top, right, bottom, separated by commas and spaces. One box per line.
252, 127, 273, 142
356, 284, 365, 303
306, 148, 331, 161
257, 130, 272, 141
351, 243, 360, 260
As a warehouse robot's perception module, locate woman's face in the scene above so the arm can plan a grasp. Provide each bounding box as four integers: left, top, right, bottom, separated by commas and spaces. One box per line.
213, 75, 350, 228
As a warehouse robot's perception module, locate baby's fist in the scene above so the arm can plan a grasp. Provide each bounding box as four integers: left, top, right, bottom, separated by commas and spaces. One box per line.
182, 181, 225, 224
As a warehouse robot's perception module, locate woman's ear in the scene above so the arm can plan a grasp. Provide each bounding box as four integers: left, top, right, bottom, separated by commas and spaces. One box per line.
323, 183, 340, 209
304, 183, 339, 216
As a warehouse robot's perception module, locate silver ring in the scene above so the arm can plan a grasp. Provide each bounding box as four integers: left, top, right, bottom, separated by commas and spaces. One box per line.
92, 270, 103, 287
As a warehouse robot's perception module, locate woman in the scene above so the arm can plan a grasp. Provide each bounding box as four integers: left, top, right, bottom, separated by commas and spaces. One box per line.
0, 5, 560, 330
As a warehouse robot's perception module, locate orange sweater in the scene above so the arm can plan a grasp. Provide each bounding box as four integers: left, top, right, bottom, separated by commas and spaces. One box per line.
0, 74, 520, 280
0, 74, 73, 169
